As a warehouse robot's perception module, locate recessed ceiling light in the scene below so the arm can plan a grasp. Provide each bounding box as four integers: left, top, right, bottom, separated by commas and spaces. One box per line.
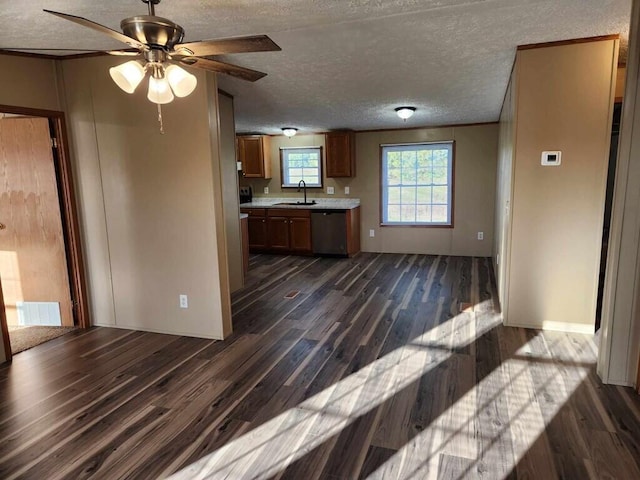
282, 127, 298, 137
395, 106, 416, 121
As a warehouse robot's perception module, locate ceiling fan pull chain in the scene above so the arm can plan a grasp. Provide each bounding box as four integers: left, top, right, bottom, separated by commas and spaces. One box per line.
157, 104, 165, 134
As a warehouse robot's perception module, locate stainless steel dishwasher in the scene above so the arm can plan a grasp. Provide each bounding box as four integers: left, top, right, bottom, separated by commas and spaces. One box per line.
311, 210, 347, 256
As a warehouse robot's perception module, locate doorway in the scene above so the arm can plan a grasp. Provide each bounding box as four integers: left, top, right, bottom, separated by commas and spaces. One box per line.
595, 102, 622, 332
0, 105, 88, 361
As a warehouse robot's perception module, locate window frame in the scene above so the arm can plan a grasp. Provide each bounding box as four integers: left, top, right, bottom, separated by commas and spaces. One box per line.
279, 146, 324, 189
379, 141, 455, 228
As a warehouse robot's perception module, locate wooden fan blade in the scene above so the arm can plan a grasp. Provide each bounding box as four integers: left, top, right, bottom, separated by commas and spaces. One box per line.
43, 9, 146, 50
174, 35, 281, 57
0, 47, 105, 52
0, 47, 139, 56
181, 57, 267, 82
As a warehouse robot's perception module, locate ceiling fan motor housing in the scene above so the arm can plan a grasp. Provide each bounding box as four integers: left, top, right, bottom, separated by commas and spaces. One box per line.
121, 15, 184, 49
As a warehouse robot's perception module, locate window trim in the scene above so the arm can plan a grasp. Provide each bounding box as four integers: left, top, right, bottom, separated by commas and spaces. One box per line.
379, 141, 455, 228
279, 146, 324, 189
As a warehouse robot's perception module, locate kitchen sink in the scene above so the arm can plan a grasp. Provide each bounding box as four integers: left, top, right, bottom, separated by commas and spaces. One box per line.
274, 201, 318, 206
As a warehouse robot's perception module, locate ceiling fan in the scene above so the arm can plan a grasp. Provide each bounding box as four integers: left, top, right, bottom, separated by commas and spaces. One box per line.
7, 0, 281, 105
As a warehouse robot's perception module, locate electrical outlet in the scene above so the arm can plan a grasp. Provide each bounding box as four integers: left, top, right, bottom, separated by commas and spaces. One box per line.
345, 186, 350, 195
263, 186, 269, 194
327, 186, 335, 195
179, 294, 188, 309
477, 232, 484, 241
369, 229, 375, 237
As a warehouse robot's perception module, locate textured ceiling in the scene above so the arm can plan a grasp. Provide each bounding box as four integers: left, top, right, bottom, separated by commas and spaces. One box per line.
0, 0, 632, 133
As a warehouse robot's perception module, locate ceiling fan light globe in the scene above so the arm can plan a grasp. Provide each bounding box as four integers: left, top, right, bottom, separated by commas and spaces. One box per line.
282, 128, 298, 137
147, 76, 175, 104
109, 60, 145, 94
165, 64, 197, 97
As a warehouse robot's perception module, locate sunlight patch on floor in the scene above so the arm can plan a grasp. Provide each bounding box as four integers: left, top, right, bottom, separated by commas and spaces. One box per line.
169, 301, 498, 479
368, 331, 594, 479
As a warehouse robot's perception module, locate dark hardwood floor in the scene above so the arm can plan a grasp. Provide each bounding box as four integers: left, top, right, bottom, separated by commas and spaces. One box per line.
1, 253, 640, 479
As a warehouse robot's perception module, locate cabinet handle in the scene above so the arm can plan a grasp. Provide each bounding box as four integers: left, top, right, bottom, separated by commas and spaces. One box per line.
262, 219, 265, 223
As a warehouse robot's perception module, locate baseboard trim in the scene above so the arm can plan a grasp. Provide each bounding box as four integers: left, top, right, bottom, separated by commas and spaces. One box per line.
505, 320, 595, 335
92, 322, 224, 340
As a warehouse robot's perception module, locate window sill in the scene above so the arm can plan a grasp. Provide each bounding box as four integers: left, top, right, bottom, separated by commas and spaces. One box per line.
380, 222, 454, 229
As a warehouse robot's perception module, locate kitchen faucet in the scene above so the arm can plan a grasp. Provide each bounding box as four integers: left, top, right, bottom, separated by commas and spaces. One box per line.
297, 179, 307, 204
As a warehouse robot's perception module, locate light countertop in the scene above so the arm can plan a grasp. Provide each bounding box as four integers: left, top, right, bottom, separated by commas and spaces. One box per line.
240, 197, 360, 210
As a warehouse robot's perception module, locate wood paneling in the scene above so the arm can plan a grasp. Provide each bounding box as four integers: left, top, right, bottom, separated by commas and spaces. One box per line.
0, 117, 73, 327
1, 254, 640, 478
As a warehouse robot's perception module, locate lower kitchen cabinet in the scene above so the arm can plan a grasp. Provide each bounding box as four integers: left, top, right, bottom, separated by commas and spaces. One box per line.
289, 217, 312, 252
267, 209, 312, 254
267, 215, 291, 251
240, 206, 359, 256
244, 208, 268, 250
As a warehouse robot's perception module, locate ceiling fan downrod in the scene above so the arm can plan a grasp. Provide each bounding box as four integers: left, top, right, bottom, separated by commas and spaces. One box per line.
142, 0, 161, 16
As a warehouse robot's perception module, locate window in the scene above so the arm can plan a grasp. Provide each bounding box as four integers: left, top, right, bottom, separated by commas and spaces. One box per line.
381, 142, 454, 226
280, 147, 323, 188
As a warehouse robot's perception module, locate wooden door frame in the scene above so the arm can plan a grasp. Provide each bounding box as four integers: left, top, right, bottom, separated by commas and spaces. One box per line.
0, 104, 90, 362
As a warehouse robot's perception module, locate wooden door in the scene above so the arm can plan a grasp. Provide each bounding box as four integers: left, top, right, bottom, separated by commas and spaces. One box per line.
289, 217, 312, 253
0, 117, 73, 327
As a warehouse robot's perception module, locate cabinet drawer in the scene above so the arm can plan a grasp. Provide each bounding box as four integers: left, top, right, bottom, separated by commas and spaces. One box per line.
267, 208, 310, 218
241, 208, 266, 217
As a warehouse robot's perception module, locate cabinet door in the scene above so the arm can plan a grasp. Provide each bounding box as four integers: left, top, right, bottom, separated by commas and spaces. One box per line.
268, 216, 290, 250
326, 131, 355, 177
239, 136, 272, 178
239, 136, 264, 177
247, 216, 268, 249
289, 217, 312, 253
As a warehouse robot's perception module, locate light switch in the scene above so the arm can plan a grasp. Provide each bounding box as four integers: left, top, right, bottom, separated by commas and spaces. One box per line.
345, 186, 350, 195
327, 186, 335, 195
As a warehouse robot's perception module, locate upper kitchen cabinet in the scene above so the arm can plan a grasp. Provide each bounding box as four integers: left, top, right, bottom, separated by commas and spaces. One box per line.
237, 135, 272, 178
325, 131, 356, 177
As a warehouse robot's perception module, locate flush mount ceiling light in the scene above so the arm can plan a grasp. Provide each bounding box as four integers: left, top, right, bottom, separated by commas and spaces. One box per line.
282, 128, 298, 137
395, 106, 417, 121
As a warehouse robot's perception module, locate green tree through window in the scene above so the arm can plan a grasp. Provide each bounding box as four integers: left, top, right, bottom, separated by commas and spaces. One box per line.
381, 142, 453, 226
280, 147, 323, 187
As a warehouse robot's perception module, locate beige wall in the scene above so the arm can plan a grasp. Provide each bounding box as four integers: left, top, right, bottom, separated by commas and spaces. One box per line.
0, 55, 61, 111
355, 125, 497, 256
494, 73, 516, 310
59, 56, 230, 339
218, 93, 243, 293
504, 39, 618, 333
0, 54, 65, 363
244, 126, 498, 257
